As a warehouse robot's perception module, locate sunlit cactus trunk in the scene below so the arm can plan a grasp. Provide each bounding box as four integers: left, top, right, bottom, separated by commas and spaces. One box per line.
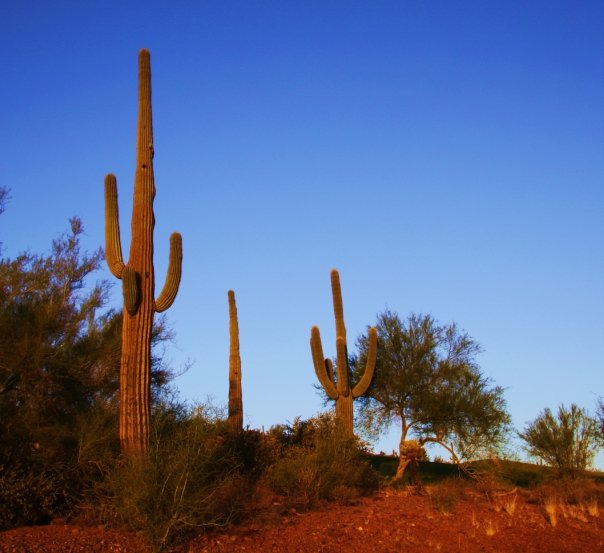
227, 290, 243, 431
104, 49, 183, 457
310, 269, 377, 435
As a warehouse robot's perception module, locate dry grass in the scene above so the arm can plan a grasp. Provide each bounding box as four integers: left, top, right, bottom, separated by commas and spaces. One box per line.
492, 489, 518, 517
544, 497, 558, 527
525, 477, 604, 528
502, 495, 517, 516
484, 519, 497, 536
585, 499, 600, 517
561, 503, 587, 522
542, 496, 601, 526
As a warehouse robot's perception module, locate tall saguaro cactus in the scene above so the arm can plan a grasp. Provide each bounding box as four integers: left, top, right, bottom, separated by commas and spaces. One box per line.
227, 290, 243, 431
104, 49, 183, 457
310, 269, 377, 435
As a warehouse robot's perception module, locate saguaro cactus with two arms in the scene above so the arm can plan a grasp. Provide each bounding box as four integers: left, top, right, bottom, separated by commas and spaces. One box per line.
104, 49, 183, 457
227, 290, 243, 431
310, 269, 377, 435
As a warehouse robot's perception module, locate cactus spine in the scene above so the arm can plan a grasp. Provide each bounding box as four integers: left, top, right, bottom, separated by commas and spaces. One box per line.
227, 290, 243, 431
310, 269, 377, 435
104, 49, 183, 457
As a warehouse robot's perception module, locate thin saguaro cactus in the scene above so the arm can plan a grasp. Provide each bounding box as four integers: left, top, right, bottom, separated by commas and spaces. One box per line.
104, 49, 183, 457
310, 269, 377, 435
227, 290, 243, 431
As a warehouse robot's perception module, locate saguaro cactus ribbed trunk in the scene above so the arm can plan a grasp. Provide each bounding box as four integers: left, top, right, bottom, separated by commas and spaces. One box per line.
310, 269, 377, 435
104, 49, 183, 457
227, 290, 243, 431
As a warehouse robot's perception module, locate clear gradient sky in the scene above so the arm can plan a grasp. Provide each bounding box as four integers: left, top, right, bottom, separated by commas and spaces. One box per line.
1, 1, 603, 465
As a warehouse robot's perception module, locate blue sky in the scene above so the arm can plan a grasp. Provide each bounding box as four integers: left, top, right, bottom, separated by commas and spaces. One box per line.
1, 1, 603, 465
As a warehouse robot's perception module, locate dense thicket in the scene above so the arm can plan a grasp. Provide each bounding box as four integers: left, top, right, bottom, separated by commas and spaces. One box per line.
0, 201, 172, 528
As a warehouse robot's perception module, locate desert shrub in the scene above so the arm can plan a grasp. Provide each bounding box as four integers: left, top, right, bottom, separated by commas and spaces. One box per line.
529, 477, 604, 507
98, 402, 259, 551
218, 427, 277, 479
267, 414, 378, 506
528, 477, 604, 526
0, 461, 75, 530
428, 477, 472, 514
0, 215, 176, 530
469, 458, 552, 488
518, 404, 602, 475
0, 399, 120, 531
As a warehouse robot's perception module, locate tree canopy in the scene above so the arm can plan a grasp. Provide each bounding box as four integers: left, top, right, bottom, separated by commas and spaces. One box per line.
352, 310, 510, 476
0, 218, 116, 454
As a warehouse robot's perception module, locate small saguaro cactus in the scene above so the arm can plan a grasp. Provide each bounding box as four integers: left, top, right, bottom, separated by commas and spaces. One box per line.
104, 49, 183, 457
310, 269, 377, 435
227, 290, 243, 431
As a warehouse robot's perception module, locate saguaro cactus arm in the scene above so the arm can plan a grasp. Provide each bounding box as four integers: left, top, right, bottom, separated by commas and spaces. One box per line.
122, 266, 140, 315
154, 232, 183, 312
104, 174, 125, 278
325, 358, 335, 382
330, 269, 346, 341
310, 326, 338, 400
335, 336, 350, 397
352, 326, 378, 397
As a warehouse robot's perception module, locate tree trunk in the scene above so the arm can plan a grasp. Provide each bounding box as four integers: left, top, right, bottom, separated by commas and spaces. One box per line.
395, 456, 411, 480
394, 419, 409, 480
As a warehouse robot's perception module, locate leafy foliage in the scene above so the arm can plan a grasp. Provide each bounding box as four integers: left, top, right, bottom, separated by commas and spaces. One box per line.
0, 218, 116, 521
518, 403, 602, 474
0, 214, 174, 528
352, 310, 511, 465
0, 187, 8, 217
267, 413, 378, 505
100, 402, 257, 551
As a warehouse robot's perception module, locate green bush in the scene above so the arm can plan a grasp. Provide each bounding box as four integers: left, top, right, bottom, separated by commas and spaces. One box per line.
0, 461, 74, 530
0, 404, 118, 531
98, 402, 260, 551
519, 404, 602, 475
218, 427, 276, 479
267, 414, 378, 505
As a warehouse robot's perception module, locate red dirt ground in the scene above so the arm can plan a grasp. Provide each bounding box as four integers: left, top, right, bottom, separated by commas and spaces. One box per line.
0, 487, 602, 552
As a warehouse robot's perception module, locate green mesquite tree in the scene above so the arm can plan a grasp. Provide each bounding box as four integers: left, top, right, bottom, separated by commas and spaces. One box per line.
310, 269, 377, 435
104, 49, 183, 457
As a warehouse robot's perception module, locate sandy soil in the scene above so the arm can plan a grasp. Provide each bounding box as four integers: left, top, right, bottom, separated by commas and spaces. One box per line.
0, 487, 602, 552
